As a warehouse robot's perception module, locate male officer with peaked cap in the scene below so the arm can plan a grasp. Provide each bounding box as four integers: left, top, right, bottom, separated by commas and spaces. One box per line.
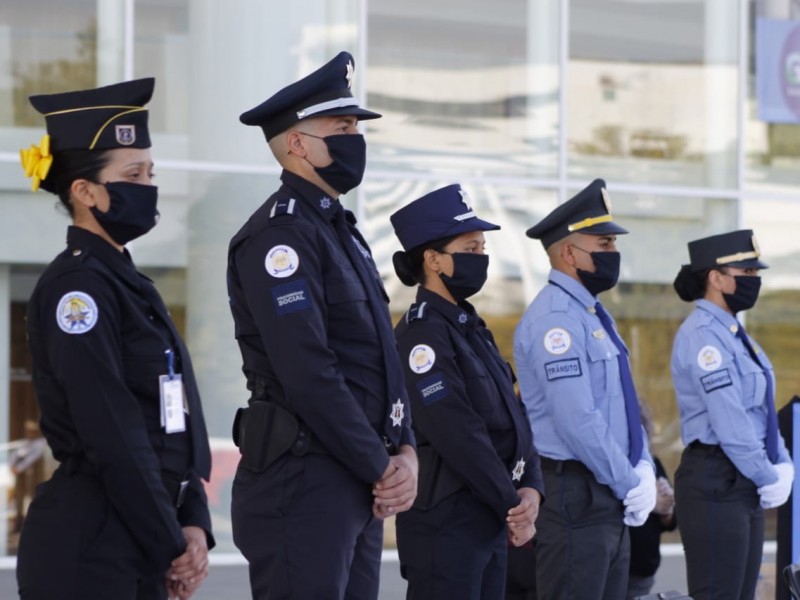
513, 179, 656, 599
227, 51, 418, 599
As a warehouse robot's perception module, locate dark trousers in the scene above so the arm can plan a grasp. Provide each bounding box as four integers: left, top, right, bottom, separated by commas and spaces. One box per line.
397, 489, 508, 600
17, 468, 164, 600
675, 444, 763, 600
535, 462, 629, 600
232, 452, 382, 600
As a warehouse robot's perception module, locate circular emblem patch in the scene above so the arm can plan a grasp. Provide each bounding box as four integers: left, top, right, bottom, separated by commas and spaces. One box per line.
265, 245, 299, 278
543, 328, 571, 355
56, 291, 98, 335
697, 345, 723, 371
409, 344, 436, 374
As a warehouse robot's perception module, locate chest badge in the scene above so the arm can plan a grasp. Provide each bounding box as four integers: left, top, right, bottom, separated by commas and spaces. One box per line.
511, 458, 526, 482
390, 398, 405, 427
56, 291, 98, 335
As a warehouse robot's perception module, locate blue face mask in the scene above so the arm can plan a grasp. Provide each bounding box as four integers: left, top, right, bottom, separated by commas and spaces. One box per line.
439, 252, 489, 301
576, 250, 621, 296
723, 275, 761, 313
302, 133, 367, 194
90, 181, 159, 245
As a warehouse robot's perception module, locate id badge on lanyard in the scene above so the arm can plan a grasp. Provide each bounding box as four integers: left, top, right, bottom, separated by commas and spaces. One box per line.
159, 348, 186, 434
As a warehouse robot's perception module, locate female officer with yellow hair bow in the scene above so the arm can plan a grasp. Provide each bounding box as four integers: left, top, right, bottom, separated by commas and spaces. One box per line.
17, 79, 214, 600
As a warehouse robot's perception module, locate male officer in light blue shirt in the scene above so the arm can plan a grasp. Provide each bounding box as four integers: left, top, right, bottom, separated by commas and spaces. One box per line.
513, 179, 656, 600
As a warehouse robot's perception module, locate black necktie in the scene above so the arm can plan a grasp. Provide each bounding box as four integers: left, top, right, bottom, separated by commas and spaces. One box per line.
735, 324, 779, 463
332, 205, 407, 449
594, 302, 643, 465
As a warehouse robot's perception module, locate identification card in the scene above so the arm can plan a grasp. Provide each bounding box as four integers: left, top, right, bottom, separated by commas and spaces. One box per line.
159, 374, 186, 434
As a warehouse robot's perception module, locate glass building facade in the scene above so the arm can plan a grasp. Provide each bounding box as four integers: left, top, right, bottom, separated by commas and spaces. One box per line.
1, 0, 799, 554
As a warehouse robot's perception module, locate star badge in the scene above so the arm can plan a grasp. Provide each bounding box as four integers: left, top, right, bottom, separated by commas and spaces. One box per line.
458, 187, 473, 210
511, 458, 526, 482
345, 60, 354, 88
320, 197, 331, 210
390, 398, 405, 427
458, 313, 468, 324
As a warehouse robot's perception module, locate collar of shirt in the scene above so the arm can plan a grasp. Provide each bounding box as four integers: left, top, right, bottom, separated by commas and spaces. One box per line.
66, 225, 141, 289
415, 286, 478, 331
280, 169, 346, 224
548, 268, 596, 310
696, 298, 739, 334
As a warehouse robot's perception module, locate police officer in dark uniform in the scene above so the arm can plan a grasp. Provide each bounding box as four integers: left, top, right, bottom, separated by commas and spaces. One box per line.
513, 180, 656, 600
17, 79, 213, 600
671, 230, 794, 600
390, 184, 544, 600
227, 51, 418, 600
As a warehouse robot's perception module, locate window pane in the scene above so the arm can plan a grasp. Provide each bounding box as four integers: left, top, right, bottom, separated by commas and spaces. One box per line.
366, 0, 561, 179
568, 0, 739, 188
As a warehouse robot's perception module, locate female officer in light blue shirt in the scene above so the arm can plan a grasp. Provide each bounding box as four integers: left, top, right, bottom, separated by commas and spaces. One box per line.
671, 229, 794, 600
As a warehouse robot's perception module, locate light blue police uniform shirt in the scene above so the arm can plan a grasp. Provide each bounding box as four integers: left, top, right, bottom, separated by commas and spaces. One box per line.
671, 298, 789, 487
514, 269, 651, 500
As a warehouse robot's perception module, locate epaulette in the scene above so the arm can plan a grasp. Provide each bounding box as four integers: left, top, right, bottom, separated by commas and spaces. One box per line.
406, 301, 429, 323
269, 197, 297, 219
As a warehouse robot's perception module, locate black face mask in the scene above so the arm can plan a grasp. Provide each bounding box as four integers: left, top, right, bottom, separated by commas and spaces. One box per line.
439, 253, 489, 301
303, 133, 367, 194
576, 250, 621, 296
723, 275, 761, 313
90, 182, 159, 245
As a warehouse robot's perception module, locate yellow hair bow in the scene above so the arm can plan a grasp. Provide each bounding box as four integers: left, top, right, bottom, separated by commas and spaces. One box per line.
20, 135, 53, 192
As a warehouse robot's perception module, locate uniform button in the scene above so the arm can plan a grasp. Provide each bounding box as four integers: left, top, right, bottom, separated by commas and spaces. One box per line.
149, 315, 155, 320
72, 249, 82, 256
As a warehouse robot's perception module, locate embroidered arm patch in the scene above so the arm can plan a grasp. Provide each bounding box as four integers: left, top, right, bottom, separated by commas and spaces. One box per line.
700, 368, 733, 393
544, 358, 582, 381
272, 278, 312, 315
416, 373, 449, 405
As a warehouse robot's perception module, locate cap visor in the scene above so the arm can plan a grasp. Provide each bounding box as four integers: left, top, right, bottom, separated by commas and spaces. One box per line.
581, 221, 629, 236
312, 106, 382, 120
727, 258, 769, 269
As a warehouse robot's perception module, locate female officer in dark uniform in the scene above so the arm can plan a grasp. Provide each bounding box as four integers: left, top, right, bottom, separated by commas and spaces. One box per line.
17, 79, 213, 600
671, 230, 793, 600
390, 184, 544, 600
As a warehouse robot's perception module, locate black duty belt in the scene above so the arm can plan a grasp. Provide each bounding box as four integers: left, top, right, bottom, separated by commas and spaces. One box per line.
540, 456, 592, 476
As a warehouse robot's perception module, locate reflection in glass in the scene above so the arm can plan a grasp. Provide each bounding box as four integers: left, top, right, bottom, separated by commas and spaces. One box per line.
568, 0, 739, 188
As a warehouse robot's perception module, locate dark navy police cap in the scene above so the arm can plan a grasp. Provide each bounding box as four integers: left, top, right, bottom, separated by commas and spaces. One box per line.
525, 178, 628, 248
390, 184, 500, 251
29, 78, 154, 152
687, 230, 768, 271
240, 51, 381, 141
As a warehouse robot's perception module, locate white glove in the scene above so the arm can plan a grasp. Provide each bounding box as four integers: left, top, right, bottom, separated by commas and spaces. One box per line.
623, 460, 657, 526
758, 461, 795, 509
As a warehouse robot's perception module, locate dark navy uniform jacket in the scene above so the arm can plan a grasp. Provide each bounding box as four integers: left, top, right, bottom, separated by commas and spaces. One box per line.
227, 170, 415, 485
26, 226, 213, 572
395, 287, 543, 521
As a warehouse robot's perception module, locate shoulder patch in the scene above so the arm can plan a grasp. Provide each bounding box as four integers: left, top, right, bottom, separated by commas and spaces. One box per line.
409, 344, 436, 374
271, 278, 312, 315
265, 245, 300, 278
697, 345, 723, 372
700, 368, 733, 393
416, 373, 449, 405
543, 327, 571, 355
269, 198, 297, 219
56, 291, 98, 334
544, 358, 582, 381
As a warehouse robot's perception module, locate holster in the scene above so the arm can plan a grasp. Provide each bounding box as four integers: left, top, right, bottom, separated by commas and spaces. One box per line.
232, 400, 301, 473
413, 445, 465, 511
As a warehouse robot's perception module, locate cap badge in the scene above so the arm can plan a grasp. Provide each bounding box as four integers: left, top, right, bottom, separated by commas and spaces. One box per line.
458, 188, 473, 211
345, 60, 354, 89
601, 187, 612, 212
115, 125, 136, 146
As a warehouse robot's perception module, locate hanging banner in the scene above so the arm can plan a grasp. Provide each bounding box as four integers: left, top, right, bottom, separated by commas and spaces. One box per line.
756, 17, 800, 123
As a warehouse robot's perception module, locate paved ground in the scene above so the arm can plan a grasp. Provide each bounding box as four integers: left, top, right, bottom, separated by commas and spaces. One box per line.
0, 545, 780, 599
